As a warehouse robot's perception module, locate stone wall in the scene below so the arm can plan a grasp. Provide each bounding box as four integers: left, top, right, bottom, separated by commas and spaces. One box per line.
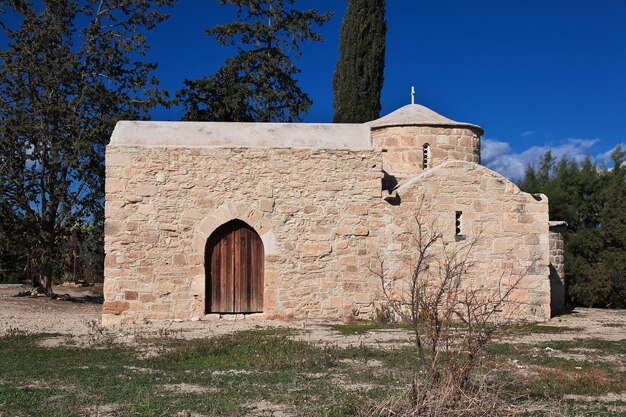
103, 123, 553, 324
549, 222, 567, 316
380, 161, 551, 321
371, 126, 481, 179
103, 145, 383, 325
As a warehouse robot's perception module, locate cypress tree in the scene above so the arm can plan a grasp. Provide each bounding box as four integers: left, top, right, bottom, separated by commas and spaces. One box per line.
332, 0, 386, 123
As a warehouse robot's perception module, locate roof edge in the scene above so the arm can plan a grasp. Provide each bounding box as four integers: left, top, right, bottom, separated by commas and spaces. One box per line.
366, 103, 484, 135
368, 121, 484, 135
109, 120, 374, 151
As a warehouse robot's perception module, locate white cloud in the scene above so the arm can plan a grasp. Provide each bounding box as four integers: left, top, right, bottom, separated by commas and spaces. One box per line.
481, 139, 511, 166
481, 137, 603, 181
595, 143, 625, 166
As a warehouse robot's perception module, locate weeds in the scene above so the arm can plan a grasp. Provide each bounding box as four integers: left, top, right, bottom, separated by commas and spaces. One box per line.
361, 373, 524, 417
0, 328, 622, 416
508, 323, 583, 335
85, 319, 108, 346
330, 321, 412, 335
368, 207, 562, 415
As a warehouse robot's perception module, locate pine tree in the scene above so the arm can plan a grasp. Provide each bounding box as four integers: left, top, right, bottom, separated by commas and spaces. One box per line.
519, 148, 626, 308
332, 0, 386, 123
0, 0, 172, 294
178, 0, 332, 123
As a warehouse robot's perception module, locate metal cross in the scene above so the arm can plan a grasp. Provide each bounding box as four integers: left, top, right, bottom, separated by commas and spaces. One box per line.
411, 86, 415, 104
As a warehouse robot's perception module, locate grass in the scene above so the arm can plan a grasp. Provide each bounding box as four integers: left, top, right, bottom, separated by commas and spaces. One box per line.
487, 338, 626, 404
329, 321, 412, 335
330, 320, 583, 337
601, 322, 624, 328
0, 328, 415, 416
509, 323, 584, 335
0, 328, 624, 416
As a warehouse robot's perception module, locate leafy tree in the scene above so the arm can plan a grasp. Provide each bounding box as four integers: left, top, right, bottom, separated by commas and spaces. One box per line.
332, 0, 386, 123
178, 0, 332, 122
0, 0, 173, 294
519, 146, 626, 308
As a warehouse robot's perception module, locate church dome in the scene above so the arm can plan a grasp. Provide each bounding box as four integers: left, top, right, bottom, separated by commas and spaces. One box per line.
366, 104, 483, 135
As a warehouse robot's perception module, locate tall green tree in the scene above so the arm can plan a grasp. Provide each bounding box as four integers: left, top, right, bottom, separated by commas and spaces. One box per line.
519, 146, 626, 308
178, 0, 332, 123
332, 0, 386, 123
0, 0, 173, 294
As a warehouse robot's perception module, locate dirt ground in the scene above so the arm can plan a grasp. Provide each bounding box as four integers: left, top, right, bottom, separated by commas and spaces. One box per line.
1, 283, 625, 348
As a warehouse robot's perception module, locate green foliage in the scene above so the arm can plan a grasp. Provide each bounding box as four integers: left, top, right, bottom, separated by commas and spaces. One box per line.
0, 0, 173, 291
518, 145, 626, 308
178, 0, 332, 122
332, 0, 386, 123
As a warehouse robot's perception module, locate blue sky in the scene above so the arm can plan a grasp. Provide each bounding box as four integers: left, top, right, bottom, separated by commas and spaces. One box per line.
4, 1, 626, 180
146, 0, 626, 180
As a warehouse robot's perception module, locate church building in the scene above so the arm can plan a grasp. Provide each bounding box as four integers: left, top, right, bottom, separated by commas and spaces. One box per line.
102, 103, 565, 325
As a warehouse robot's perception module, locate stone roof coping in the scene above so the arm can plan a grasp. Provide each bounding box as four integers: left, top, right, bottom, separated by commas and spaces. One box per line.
549, 220, 568, 227
110, 121, 373, 150
366, 104, 484, 134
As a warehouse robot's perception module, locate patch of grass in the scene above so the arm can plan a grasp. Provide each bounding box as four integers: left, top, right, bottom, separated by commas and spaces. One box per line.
509, 323, 584, 335
490, 338, 626, 357
330, 321, 412, 335
559, 401, 626, 417
487, 339, 626, 402
152, 328, 339, 371
536, 339, 626, 355
1, 329, 622, 416
601, 322, 624, 328
334, 320, 583, 339
519, 365, 626, 399
0, 329, 416, 416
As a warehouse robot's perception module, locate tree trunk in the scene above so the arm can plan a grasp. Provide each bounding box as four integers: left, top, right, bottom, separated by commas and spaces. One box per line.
72, 229, 78, 281
37, 243, 54, 296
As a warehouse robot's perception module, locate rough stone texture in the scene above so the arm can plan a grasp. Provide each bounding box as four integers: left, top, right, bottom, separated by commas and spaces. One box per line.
371, 126, 481, 179
103, 104, 555, 325
103, 146, 383, 325
549, 222, 567, 316
378, 161, 551, 320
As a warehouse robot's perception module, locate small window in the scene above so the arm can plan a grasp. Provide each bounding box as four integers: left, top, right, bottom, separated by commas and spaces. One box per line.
422, 143, 430, 169
455, 211, 462, 235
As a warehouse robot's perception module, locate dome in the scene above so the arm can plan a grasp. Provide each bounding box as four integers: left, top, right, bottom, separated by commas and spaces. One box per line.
366, 104, 483, 135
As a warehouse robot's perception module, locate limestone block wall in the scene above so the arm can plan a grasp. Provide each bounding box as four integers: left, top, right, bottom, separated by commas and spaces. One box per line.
549, 222, 567, 316
380, 161, 551, 321
371, 126, 481, 179
103, 145, 383, 325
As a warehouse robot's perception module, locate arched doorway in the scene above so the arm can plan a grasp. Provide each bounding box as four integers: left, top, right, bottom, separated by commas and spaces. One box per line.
205, 219, 264, 313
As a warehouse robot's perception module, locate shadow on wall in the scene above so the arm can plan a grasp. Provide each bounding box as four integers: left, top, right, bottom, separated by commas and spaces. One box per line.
549, 264, 565, 317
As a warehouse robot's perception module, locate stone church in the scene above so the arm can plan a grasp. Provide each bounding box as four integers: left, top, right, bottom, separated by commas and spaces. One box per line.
102, 103, 565, 325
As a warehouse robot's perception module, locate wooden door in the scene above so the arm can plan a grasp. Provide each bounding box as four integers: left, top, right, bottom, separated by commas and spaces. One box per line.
205, 220, 264, 313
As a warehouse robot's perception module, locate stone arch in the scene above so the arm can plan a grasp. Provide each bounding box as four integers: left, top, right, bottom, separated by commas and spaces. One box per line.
192, 202, 277, 256
205, 219, 264, 313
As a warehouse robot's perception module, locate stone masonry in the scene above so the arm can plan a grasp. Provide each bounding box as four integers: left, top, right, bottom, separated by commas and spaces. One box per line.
103, 104, 560, 325
549, 221, 567, 316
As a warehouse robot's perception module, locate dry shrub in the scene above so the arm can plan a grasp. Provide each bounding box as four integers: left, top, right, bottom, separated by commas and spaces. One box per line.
361, 373, 521, 417
367, 207, 543, 416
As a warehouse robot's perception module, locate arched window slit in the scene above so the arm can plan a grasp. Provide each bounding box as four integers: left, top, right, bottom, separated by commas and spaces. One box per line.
422, 143, 430, 169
